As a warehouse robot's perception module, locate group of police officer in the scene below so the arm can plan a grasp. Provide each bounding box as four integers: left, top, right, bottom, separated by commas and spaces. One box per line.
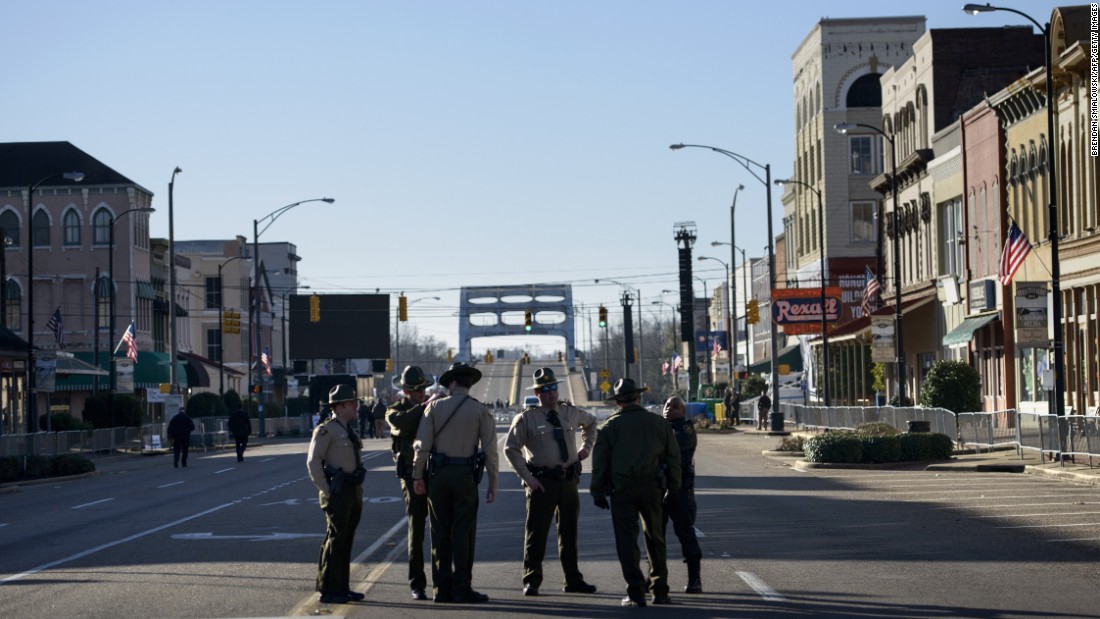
306, 362, 703, 608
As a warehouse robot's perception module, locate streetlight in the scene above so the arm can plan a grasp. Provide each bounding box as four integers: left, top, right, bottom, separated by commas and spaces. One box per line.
168, 167, 182, 393
774, 177, 830, 406
694, 275, 713, 385
218, 255, 247, 396
698, 255, 732, 386
671, 143, 781, 429
395, 294, 440, 372
594, 278, 642, 384
252, 197, 334, 435
834, 122, 904, 404
279, 285, 309, 414
963, 3, 1064, 417
26, 171, 84, 432
711, 242, 751, 367
108, 206, 156, 428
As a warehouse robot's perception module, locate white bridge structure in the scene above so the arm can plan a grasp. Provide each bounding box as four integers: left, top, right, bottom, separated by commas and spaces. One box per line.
458, 284, 577, 369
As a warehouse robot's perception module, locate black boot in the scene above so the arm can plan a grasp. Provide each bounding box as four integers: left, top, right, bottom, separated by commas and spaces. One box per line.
685, 560, 702, 593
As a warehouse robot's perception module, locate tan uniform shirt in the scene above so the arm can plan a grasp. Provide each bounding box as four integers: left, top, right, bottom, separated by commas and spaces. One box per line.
504, 401, 598, 486
306, 417, 362, 495
411, 387, 499, 492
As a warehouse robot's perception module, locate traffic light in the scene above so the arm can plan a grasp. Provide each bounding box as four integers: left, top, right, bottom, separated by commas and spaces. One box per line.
747, 299, 760, 325
309, 294, 321, 323
447, 348, 453, 362
524, 309, 533, 332
398, 295, 408, 322
598, 305, 607, 328
223, 309, 240, 334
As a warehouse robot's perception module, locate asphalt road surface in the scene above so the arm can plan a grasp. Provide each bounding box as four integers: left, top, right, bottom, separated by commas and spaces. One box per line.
2, 426, 1098, 618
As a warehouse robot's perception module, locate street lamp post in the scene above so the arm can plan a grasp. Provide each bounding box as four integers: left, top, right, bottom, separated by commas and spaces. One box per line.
834, 122, 904, 404
252, 198, 334, 435
218, 255, 246, 396
108, 207, 155, 428
775, 177, 830, 406
168, 167, 182, 393
671, 143, 781, 429
395, 294, 440, 372
279, 285, 309, 415
594, 279, 642, 384
698, 255, 732, 386
963, 3, 1064, 417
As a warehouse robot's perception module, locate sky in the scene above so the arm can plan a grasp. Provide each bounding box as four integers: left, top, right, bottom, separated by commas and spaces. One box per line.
3, 1, 1067, 355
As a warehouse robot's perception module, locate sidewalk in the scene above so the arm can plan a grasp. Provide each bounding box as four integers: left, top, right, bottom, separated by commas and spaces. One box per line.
747, 425, 1100, 486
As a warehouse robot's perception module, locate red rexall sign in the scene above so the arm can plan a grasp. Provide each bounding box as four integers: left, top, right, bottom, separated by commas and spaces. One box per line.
770, 288, 843, 334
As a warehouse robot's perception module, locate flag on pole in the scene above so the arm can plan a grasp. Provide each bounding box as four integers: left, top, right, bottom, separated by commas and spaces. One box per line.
712, 339, 722, 359
861, 266, 880, 317
998, 222, 1032, 286
672, 354, 682, 373
661, 361, 670, 376
46, 306, 64, 348
114, 321, 138, 363
261, 347, 272, 376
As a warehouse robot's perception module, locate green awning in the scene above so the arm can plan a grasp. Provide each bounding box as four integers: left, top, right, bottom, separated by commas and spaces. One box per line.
62, 351, 188, 390
746, 344, 803, 374
136, 280, 156, 300
942, 312, 999, 347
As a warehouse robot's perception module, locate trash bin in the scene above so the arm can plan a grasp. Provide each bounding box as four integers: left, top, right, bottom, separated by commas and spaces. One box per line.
907, 420, 931, 433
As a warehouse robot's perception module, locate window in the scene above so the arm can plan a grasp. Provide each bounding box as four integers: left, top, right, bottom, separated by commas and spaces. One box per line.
0, 211, 19, 247
63, 210, 81, 246
32, 210, 50, 247
206, 328, 222, 362
93, 208, 112, 245
940, 199, 964, 277
4, 281, 20, 331
851, 201, 876, 243
846, 73, 882, 108
95, 276, 112, 329
849, 136, 879, 175
206, 277, 221, 309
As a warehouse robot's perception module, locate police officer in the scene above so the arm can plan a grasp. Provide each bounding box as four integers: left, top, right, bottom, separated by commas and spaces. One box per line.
306, 385, 366, 604
661, 396, 703, 593
412, 362, 499, 604
504, 367, 599, 597
590, 378, 681, 607
385, 365, 436, 601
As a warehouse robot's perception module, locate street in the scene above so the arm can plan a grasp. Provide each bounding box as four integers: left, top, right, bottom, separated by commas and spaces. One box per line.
1, 428, 1098, 618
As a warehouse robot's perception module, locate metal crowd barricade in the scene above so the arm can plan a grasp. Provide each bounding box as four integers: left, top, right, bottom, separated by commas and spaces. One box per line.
1058, 415, 1099, 467
957, 410, 1019, 452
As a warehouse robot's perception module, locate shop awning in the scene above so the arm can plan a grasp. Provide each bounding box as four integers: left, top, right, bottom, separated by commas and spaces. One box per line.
747, 344, 803, 374
54, 354, 108, 376
63, 351, 188, 390
942, 312, 999, 347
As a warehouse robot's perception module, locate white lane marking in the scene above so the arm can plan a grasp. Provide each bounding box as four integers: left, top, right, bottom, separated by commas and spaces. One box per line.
693, 526, 706, 538
0, 524, 8, 528
1047, 536, 1100, 543
995, 522, 1100, 529
932, 501, 1100, 510
737, 571, 786, 601
352, 517, 408, 565
158, 481, 184, 489
214, 468, 235, 474
1, 501, 235, 584
172, 532, 324, 541
71, 498, 114, 510
260, 458, 274, 463
973, 511, 1100, 519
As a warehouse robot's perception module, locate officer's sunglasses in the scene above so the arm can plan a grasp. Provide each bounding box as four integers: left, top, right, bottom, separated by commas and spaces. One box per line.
537, 384, 558, 394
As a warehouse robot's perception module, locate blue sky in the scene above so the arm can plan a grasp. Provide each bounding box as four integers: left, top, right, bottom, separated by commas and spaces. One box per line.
3, 1, 1065, 354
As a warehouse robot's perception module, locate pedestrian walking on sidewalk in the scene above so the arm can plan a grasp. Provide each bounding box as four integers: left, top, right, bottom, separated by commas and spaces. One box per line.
757, 392, 771, 431
661, 396, 703, 593
504, 367, 599, 597
590, 378, 681, 607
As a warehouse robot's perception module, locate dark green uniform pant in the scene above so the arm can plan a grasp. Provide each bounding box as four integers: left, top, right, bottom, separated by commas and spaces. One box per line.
610, 482, 668, 598
663, 487, 702, 562
317, 484, 364, 595
427, 465, 480, 597
523, 476, 585, 588
400, 476, 429, 590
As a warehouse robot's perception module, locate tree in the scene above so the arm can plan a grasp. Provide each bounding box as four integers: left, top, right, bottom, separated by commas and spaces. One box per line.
222, 389, 243, 413
918, 360, 982, 413
81, 393, 144, 428
187, 392, 227, 418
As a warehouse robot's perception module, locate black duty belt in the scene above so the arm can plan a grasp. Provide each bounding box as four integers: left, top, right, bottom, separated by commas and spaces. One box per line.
527, 461, 581, 481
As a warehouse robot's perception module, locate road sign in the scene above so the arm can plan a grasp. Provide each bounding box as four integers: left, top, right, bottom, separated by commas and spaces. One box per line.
599, 369, 609, 379
599, 380, 611, 392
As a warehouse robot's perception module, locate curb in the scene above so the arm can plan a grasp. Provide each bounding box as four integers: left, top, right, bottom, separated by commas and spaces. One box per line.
0, 471, 98, 491
1023, 465, 1100, 486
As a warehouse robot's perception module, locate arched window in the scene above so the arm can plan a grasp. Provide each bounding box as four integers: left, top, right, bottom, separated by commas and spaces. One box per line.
0, 210, 19, 247
32, 210, 50, 247
63, 209, 81, 246
846, 73, 882, 108
5, 280, 21, 331
93, 208, 112, 245
95, 275, 112, 329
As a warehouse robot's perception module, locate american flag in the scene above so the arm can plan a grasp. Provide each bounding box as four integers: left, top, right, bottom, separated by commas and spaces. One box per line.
712, 339, 722, 359
672, 354, 682, 373
661, 361, 670, 376
46, 306, 64, 348
861, 266, 880, 317
261, 347, 272, 376
998, 222, 1032, 286
117, 321, 138, 362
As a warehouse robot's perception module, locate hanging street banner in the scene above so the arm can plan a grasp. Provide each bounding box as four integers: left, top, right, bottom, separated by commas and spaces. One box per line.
771, 287, 843, 334
871, 316, 895, 362
1014, 282, 1049, 349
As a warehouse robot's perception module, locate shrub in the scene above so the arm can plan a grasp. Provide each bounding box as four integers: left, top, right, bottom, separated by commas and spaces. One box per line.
23, 455, 53, 478
222, 389, 243, 412
0, 457, 19, 482
919, 360, 982, 413
82, 393, 144, 428
741, 375, 767, 399
899, 432, 954, 461
776, 436, 805, 452
855, 422, 899, 438
39, 412, 93, 432
285, 397, 310, 417
861, 435, 902, 463
187, 392, 227, 418
52, 454, 95, 476
804, 431, 863, 463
